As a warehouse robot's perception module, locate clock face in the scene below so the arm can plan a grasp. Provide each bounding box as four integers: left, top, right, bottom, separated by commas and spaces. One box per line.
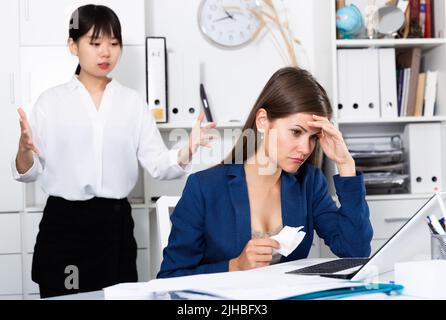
198, 0, 262, 48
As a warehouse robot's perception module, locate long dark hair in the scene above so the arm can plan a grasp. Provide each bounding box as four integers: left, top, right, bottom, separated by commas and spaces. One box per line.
224, 67, 333, 167
69, 5, 123, 75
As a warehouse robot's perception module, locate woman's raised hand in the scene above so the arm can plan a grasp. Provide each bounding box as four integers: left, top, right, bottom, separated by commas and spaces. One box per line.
178, 112, 217, 166
18, 108, 40, 155
307, 114, 355, 176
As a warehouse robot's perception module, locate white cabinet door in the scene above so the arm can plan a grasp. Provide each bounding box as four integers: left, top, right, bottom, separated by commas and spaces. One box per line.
24, 212, 43, 254
19, 0, 145, 46
0, 0, 23, 212
0, 255, 23, 295
110, 46, 147, 100
20, 46, 79, 113
0, 214, 21, 254
23, 254, 39, 295
136, 249, 150, 282
368, 198, 429, 239
21, 45, 146, 114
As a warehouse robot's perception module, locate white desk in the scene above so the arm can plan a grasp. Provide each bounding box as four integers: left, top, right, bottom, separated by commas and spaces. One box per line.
48, 259, 419, 300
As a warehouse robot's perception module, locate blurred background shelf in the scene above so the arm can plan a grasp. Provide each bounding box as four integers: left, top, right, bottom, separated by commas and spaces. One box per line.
338, 116, 446, 125
336, 38, 446, 49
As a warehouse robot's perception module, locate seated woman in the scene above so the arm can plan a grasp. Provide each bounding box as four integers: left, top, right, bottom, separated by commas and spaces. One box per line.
158, 67, 373, 278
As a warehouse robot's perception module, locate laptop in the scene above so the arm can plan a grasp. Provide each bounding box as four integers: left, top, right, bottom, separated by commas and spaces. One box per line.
287, 193, 444, 281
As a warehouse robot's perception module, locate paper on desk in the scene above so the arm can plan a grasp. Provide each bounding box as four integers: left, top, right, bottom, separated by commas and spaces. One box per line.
270, 226, 306, 257
104, 270, 363, 300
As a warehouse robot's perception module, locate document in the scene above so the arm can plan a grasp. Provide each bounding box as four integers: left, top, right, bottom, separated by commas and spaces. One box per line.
104, 270, 364, 300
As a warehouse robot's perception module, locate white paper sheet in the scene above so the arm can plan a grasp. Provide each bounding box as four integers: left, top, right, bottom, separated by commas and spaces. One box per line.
104, 270, 364, 300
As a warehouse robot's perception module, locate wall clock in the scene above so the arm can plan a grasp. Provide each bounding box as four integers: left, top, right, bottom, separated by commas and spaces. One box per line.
198, 0, 262, 49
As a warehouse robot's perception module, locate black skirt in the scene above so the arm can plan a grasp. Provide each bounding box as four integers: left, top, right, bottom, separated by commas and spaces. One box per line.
32, 196, 138, 293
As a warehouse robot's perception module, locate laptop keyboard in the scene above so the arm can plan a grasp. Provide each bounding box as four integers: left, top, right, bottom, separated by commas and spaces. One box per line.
286, 258, 370, 275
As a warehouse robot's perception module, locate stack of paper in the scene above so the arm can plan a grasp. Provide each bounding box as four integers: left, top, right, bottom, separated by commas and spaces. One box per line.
104, 271, 365, 300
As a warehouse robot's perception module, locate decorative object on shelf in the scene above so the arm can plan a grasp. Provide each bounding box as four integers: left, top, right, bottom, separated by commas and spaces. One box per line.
336, 0, 346, 39
375, 5, 405, 38
197, 0, 263, 49
337, 0, 408, 39
336, 4, 365, 39
364, 0, 379, 38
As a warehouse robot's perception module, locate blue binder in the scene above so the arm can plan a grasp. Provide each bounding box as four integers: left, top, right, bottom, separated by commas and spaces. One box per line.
288, 283, 404, 300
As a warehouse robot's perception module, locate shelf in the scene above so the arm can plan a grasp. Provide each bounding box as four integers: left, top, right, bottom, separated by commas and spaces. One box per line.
366, 193, 434, 201
336, 38, 446, 50
157, 121, 244, 131
24, 207, 45, 213
131, 204, 150, 210
338, 116, 446, 125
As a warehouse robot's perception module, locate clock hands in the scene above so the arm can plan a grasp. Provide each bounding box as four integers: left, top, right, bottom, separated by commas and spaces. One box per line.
223, 8, 235, 20
213, 15, 232, 23
213, 8, 237, 23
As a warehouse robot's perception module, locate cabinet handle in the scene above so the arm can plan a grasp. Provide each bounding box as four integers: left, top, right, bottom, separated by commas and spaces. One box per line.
384, 218, 409, 223
10, 73, 15, 104
24, 0, 30, 21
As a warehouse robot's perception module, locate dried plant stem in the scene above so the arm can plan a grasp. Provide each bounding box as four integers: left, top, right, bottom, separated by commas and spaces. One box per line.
252, 1, 299, 67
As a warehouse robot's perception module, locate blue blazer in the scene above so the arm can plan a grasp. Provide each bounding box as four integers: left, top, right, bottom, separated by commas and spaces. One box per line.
158, 164, 373, 278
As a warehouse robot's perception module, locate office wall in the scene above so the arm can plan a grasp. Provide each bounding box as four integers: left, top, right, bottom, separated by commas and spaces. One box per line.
145, 0, 317, 124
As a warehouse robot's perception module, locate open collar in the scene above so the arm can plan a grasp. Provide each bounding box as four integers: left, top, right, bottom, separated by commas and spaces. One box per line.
225, 164, 305, 252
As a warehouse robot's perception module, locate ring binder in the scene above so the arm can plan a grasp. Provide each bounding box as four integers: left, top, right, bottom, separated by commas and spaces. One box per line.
146, 37, 168, 123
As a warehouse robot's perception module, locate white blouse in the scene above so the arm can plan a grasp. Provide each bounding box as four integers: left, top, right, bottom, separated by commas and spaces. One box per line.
12, 77, 187, 201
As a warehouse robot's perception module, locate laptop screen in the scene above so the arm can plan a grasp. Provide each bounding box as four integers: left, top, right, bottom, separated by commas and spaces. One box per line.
351, 192, 445, 281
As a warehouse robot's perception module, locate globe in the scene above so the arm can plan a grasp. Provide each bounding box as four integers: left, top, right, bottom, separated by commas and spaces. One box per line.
336, 4, 364, 39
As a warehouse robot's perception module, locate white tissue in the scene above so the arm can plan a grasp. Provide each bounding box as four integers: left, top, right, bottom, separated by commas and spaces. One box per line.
270, 226, 306, 257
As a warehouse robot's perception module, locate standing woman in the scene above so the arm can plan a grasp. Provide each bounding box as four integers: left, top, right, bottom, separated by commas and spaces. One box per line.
12, 5, 214, 298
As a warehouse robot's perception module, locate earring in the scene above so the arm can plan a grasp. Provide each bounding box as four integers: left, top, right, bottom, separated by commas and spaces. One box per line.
259, 130, 264, 141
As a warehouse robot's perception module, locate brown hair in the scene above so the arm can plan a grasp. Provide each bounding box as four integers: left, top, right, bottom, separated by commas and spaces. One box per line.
223, 67, 333, 166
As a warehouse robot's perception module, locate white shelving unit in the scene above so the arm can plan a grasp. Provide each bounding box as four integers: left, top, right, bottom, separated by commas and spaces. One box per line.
157, 121, 244, 131
338, 116, 446, 124
314, 0, 446, 258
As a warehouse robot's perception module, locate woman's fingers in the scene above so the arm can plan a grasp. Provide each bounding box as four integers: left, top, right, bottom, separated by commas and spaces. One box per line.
203, 122, 217, 130
254, 254, 273, 262
32, 144, 40, 156
312, 114, 331, 123
250, 238, 280, 249
19, 119, 26, 132
17, 107, 27, 120
18, 108, 31, 127
201, 134, 219, 142
195, 112, 205, 128
253, 246, 274, 255
256, 263, 270, 268
18, 110, 39, 154
307, 121, 342, 141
